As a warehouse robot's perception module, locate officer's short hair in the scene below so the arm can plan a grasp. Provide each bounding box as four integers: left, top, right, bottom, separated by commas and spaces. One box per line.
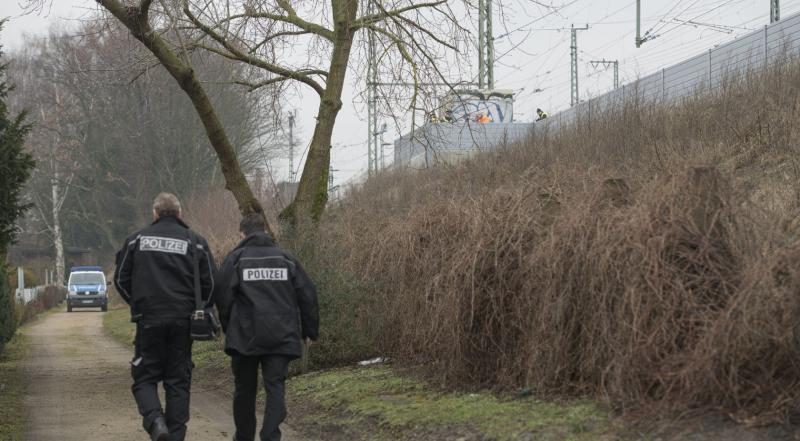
153, 193, 181, 218
240, 213, 266, 235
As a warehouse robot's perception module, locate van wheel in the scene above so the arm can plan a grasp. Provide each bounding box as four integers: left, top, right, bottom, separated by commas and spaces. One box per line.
67, 304, 73, 313
102, 304, 108, 312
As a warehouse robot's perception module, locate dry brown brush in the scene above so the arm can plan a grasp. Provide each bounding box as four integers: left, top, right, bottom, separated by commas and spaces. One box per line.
315, 58, 800, 422
335, 165, 800, 422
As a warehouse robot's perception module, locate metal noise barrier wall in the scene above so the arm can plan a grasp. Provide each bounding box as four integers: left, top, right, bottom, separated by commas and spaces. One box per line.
542, 13, 800, 132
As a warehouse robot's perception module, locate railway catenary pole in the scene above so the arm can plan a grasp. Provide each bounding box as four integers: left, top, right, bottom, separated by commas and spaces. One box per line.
366, 1, 379, 176
771, 0, 780, 23
288, 111, 295, 182
636, 0, 642, 47
479, 0, 485, 89
486, 0, 494, 89
590, 59, 619, 89
571, 24, 589, 107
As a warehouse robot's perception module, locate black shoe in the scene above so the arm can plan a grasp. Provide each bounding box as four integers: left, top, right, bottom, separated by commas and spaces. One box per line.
149, 416, 169, 441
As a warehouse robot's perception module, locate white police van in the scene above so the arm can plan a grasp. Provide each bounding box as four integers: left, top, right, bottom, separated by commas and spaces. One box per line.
66, 266, 109, 312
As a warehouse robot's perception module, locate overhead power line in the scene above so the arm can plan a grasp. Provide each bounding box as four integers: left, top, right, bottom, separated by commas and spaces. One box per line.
646, 0, 746, 42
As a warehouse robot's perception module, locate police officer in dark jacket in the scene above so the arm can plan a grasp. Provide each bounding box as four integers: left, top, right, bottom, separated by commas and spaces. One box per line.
214, 214, 319, 441
114, 193, 216, 441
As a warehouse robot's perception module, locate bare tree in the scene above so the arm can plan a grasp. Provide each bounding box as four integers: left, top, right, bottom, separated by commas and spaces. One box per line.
46, 0, 466, 227
62, 0, 277, 235
9, 23, 282, 258
21, 0, 474, 227
9, 41, 80, 283
178, 0, 471, 224
36, 90, 76, 285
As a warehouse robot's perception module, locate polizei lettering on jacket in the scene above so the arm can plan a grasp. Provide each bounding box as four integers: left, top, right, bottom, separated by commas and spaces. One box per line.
139, 236, 188, 255
243, 268, 288, 282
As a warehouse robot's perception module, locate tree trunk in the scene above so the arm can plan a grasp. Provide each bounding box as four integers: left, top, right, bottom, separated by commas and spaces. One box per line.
97, 0, 274, 236
283, 1, 358, 225
51, 174, 66, 284
51, 88, 67, 284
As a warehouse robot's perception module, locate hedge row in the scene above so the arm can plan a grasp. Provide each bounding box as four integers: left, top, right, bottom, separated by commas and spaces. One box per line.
0, 259, 65, 354
0, 259, 13, 354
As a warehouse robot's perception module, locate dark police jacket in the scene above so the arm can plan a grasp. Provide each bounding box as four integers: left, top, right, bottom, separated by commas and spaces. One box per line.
213, 232, 319, 359
114, 216, 216, 321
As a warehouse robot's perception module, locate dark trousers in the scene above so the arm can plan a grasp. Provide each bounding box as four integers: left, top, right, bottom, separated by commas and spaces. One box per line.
232, 355, 291, 441
131, 319, 194, 441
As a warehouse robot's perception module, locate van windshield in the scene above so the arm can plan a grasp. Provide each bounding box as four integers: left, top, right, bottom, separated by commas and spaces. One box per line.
69, 273, 105, 285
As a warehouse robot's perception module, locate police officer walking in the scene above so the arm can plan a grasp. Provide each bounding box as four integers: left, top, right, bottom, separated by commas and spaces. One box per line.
214, 214, 319, 441
114, 193, 216, 441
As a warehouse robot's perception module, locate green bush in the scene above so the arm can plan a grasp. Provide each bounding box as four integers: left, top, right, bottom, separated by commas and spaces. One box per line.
0, 21, 34, 355
0, 25, 34, 257
284, 228, 378, 369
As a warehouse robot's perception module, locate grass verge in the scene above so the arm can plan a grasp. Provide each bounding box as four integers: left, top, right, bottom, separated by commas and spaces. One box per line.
104, 307, 625, 439
104, 305, 794, 440
102, 306, 135, 347
0, 332, 28, 440
286, 365, 623, 441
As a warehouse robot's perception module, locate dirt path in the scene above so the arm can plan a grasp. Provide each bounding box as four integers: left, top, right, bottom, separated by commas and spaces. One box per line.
22, 308, 303, 441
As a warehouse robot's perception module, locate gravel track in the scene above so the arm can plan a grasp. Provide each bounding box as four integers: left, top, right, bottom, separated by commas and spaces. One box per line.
22, 308, 303, 441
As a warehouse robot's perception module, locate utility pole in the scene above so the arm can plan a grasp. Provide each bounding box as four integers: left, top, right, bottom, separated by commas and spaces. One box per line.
381, 142, 392, 170
374, 122, 387, 171
328, 166, 340, 201
477, 0, 494, 89
287, 111, 295, 182
478, 0, 485, 89
771, 0, 780, 23
366, 1, 379, 176
635, 1, 656, 47
486, 0, 494, 89
636, 0, 642, 47
570, 24, 589, 107
590, 59, 619, 89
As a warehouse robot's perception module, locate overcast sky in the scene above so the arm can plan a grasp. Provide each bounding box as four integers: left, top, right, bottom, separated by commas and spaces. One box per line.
2, 0, 798, 187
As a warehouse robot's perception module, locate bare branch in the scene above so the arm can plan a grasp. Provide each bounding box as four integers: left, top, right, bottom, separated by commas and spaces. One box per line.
395, 14, 458, 51
367, 24, 419, 112
250, 30, 315, 54
233, 77, 290, 92
212, 10, 334, 40
353, 0, 448, 30
182, 1, 326, 96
